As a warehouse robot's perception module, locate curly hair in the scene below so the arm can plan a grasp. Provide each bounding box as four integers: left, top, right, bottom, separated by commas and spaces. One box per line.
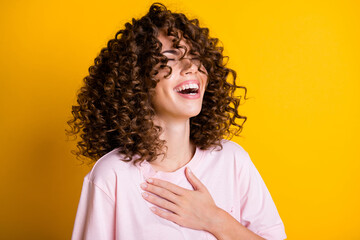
66, 2, 248, 166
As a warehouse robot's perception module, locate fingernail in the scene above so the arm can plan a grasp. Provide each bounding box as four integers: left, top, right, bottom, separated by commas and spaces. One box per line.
142, 192, 148, 198
140, 183, 148, 189
146, 178, 153, 183
187, 167, 192, 174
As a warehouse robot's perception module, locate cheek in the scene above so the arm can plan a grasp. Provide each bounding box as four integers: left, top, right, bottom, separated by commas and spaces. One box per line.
202, 72, 209, 88
154, 65, 172, 79
152, 83, 168, 103
199, 63, 207, 72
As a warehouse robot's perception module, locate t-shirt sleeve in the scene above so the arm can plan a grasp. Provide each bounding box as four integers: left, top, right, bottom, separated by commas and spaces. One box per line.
71, 176, 115, 240
239, 152, 287, 240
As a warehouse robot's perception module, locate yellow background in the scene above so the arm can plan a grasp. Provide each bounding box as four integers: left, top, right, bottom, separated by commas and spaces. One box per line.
0, 0, 359, 239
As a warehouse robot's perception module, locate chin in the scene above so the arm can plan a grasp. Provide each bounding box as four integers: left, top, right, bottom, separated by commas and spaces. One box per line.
185, 108, 202, 118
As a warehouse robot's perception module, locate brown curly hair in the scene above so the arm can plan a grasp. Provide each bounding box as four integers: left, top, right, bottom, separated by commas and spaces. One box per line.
66, 2, 248, 166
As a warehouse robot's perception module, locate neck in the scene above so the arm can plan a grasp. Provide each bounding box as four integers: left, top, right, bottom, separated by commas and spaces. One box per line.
150, 116, 196, 172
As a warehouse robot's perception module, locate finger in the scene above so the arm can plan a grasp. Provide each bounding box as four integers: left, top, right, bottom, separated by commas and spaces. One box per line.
146, 178, 186, 195
140, 182, 179, 204
150, 206, 181, 224
185, 167, 206, 192
141, 192, 179, 213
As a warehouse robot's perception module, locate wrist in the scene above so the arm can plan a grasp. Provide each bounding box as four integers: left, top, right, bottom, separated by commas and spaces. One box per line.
204, 207, 266, 240
203, 206, 229, 235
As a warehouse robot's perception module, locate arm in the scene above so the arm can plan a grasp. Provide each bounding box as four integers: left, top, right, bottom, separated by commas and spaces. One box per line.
206, 207, 265, 240
71, 177, 115, 240
140, 167, 265, 240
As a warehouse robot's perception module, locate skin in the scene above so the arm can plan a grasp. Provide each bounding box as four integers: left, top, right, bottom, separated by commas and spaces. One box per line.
149, 29, 208, 172
142, 29, 265, 240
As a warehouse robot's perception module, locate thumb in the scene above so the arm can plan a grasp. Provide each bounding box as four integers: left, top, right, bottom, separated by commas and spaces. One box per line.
185, 167, 206, 191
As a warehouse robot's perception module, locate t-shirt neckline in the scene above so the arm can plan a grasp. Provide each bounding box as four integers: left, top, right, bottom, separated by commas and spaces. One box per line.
137, 145, 205, 183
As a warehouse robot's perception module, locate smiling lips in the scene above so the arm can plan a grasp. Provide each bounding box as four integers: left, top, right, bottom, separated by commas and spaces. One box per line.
173, 80, 201, 99
174, 80, 200, 92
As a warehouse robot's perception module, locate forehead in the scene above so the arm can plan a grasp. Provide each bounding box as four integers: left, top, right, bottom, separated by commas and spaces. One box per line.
157, 29, 191, 52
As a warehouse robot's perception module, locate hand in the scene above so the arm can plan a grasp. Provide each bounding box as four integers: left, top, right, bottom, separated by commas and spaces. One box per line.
140, 167, 219, 231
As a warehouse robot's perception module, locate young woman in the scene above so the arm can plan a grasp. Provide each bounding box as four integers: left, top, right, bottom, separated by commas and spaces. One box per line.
68, 3, 287, 240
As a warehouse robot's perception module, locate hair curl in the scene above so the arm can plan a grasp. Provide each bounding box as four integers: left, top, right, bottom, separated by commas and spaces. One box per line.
66, 2, 248, 166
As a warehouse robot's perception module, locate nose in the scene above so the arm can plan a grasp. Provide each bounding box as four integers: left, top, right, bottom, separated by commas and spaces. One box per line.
180, 58, 198, 75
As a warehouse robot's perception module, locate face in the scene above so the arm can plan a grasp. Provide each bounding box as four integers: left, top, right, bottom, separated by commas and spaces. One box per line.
150, 30, 208, 123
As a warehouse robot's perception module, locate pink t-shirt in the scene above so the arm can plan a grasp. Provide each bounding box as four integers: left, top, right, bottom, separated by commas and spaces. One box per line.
71, 139, 287, 240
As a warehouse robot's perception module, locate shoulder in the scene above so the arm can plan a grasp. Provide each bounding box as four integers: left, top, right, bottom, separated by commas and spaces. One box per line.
211, 139, 252, 164
84, 148, 134, 192
201, 139, 254, 176
219, 139, 250, 155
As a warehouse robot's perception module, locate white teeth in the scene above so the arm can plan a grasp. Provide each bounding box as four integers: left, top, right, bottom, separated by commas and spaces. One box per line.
174, 83, 199, 92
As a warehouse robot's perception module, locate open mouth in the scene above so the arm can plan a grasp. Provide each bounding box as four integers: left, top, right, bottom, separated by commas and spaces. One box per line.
176, 88, 199, 95
174, 83, 200, 95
